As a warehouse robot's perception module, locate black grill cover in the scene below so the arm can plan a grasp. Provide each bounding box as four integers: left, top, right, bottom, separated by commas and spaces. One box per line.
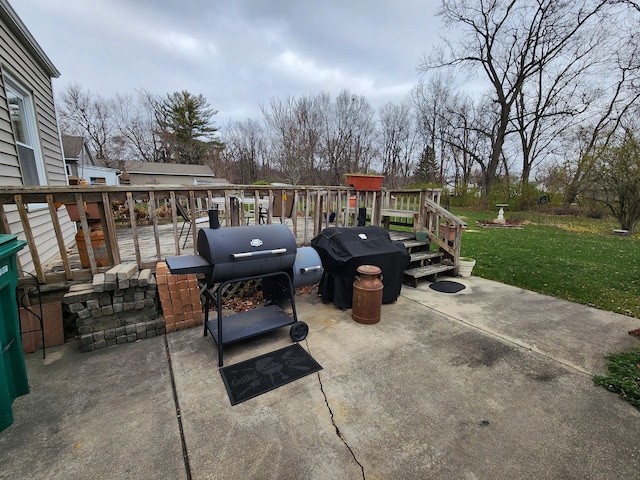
311, 226, 409, 308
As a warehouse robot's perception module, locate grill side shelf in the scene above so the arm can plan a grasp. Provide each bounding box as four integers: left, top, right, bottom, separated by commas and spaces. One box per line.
165, 255, 211, 275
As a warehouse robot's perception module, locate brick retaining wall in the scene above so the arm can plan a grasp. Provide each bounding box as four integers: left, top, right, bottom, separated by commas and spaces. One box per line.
155, 261, 203, 333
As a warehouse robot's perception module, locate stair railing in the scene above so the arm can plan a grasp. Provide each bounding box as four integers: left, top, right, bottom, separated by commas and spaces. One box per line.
423, 198, 467, 273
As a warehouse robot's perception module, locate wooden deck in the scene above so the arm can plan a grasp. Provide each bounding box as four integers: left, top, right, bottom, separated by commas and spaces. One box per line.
44, 215, 333, 275
0, 185, 465, 285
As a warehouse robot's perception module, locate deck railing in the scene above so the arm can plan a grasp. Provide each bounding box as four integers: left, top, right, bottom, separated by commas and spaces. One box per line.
0, 185, 464, 284
423, 198, 467, 273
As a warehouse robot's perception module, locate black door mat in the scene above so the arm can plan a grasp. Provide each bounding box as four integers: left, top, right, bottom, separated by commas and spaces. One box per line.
429, 280, 466, 294
220, 343, 322, 405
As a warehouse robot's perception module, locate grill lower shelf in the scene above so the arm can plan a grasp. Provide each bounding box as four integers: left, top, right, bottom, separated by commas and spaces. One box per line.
202, 270, 305, 366
206, 304, 294, 345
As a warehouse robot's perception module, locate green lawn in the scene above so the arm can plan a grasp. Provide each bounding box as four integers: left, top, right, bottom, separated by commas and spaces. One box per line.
451, 208, 640, 319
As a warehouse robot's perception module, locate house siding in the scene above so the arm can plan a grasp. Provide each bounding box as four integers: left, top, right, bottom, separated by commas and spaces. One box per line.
128, 173, 204, 185
0, 2, 75, 273
0, 18, 66, 185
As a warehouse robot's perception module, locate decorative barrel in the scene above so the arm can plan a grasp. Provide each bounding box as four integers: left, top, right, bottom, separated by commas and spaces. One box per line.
352, 265, 383, 324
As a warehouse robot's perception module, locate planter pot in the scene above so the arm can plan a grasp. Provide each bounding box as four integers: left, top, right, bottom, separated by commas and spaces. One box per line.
345, 174, 384, 191
65, 202, 101, 222
440, 224, 464, 242
416, 230, 428, 242
458, 258, 476, 277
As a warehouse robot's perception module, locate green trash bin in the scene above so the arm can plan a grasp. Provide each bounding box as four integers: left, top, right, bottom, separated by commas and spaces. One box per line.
0, 233, 28, 432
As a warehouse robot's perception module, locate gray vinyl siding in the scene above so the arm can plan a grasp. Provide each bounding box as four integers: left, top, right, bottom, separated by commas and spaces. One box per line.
0, 17, 65, 186
0, 59, 19, 182
0, 3, 75, 272
1, 204, 74, 274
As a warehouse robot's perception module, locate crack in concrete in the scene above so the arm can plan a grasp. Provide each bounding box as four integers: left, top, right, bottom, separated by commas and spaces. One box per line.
305, 340, 366, 480
164, 335, 193, 480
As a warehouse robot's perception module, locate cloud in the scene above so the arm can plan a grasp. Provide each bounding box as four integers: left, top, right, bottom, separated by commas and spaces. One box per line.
274, 50, 414, 101
12, 0, 442, 122
26, 0, 218, 61
275, 50, 372, 88
137, 27, 219, 60
107, 5, 220, 61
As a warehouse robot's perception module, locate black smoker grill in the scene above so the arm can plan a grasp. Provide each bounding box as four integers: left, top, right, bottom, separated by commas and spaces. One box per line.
311, 226, 409, 309
165, 224, 321, 367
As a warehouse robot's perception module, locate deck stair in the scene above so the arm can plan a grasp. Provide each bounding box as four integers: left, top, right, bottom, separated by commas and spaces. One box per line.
394, 234, 456, 287
385, 198, 465, 288
409, 250, 443, 264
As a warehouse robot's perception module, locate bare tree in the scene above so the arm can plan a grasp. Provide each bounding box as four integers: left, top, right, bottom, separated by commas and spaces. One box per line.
58, 83, 118, 167
318, 90, 377, 185
261, 95, 322, 185
411, 74, 456, 183
111, 90, 164, 162
609, 0, 640, 11
59, 85, 166, 165
294, 94, 324, 184
511, 29, 602, 200
558, 38, 640, 205
222, 119, 267, 184
339, 92, 377, 176
591, 128, 640, 232
422, 0, 611, 198
444, 96, 498, 193
378, 100, 418, 188
411, 76, 482, 189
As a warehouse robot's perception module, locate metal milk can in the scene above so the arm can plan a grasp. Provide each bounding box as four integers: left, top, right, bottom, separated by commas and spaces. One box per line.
352, 264, 384, 324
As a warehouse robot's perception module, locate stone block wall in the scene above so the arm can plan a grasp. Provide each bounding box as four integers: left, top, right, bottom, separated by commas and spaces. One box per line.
63, 263, 160, 352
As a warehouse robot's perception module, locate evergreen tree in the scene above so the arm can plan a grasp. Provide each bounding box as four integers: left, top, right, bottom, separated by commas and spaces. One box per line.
414, 145, 438, 183
158, 91, 223, 164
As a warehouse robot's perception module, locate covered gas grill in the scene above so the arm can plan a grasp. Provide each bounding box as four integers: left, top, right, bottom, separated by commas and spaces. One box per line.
166, 224, 317, 366
311, 226, 409, 309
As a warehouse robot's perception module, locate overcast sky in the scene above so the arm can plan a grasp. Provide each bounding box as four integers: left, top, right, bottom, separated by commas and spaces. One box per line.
12, 0, 446, 130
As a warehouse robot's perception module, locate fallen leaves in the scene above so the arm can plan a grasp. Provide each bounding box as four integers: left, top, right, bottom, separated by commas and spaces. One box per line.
221, 284, 318, 312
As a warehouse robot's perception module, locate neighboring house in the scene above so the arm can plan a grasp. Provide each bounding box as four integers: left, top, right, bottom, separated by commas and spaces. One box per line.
62, 135, 119, 185
76, 164, 120, 186
0, 0, 75, 270
62, 134, 94, 183
119, 161, 228, 186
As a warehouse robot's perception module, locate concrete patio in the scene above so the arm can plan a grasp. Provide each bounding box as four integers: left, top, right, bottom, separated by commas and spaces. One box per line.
2, 276, 640, 479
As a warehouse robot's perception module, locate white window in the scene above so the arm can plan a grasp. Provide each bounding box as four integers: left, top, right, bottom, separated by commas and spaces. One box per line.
5, 75, 46, 186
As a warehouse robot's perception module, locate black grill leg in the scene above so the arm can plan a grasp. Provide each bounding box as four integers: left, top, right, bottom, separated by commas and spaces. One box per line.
203, 292, 210, 336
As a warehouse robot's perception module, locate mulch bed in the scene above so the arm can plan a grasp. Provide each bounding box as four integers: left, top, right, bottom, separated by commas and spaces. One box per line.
476, 220, 524, 228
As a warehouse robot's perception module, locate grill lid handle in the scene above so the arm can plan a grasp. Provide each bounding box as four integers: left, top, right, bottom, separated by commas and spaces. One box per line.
232, 248, 287, 259
300, 266, 323, 273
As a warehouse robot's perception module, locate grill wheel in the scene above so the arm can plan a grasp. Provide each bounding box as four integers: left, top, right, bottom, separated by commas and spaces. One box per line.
289, 321, 309, 342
